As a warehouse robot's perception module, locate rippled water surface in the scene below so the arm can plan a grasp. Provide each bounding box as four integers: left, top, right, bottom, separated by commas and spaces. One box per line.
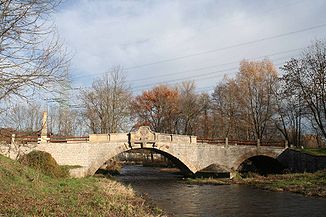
116, 165, 326, 217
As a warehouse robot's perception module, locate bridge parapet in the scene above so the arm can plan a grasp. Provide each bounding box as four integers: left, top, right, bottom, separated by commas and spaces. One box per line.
89, 133, 128, 143
129, 126, 197, 148
88, 126, 197, 146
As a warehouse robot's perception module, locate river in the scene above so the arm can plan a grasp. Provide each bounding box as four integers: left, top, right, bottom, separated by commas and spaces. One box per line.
116, 165, 326, 217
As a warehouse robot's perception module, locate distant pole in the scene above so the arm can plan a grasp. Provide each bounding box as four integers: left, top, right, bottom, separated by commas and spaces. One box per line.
257, 139, 260, 148
225, 137, 228, 148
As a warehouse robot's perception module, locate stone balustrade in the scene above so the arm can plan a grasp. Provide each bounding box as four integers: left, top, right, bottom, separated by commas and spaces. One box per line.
89, 126, 197, 145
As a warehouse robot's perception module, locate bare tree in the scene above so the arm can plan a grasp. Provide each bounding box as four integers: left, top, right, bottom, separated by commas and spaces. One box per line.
212, 78, 245, 139
194, 93, 211, 138
81, 67, 131, 133
273, 79, 305, 146
3, 103, 42, 132
46, 105, 85, 136
0, 0, 69, 102
282, 40, 326, 140
177, 81, 203, 135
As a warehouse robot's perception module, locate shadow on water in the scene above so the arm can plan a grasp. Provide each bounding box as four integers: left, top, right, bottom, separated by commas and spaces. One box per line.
115, 165, 326, 217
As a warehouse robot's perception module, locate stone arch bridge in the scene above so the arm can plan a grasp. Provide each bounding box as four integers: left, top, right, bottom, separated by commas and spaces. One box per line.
32, 126, 287, 178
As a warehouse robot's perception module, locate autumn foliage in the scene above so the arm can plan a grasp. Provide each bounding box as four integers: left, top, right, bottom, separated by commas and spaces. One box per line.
131, 85, 180, 133
130, 60, 282, 141
211, 59, 279, 141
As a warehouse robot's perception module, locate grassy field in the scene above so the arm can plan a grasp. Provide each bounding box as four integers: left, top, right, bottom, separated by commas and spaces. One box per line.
293, 148, 326, 156
187, 170, 326, 197
243, 171, 326, 197
0, 154, 163, 217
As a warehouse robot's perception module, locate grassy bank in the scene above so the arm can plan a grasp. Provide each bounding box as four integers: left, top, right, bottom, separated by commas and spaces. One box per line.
242, 171, 326, 197
292, 148, 326, 156
0, 154, 163, 216
185, 177, 231, 185
187, 170, 326, 197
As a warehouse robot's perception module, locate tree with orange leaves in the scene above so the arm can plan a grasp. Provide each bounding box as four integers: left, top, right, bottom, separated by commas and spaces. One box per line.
237, 59, 279, 140
211, 59, 279, 141
131, 85, 180, 133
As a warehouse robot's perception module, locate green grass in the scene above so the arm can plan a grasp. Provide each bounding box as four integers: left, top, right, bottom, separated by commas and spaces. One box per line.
185, 171, 326, 197
186, 177, 231, 185
0, 154, 163, 217
292, 148, 326, 156
247, 171, 326, 197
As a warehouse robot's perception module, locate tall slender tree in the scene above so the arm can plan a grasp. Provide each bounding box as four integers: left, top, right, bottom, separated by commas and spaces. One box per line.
282, 40, 326, 140
237, 59, 279, 140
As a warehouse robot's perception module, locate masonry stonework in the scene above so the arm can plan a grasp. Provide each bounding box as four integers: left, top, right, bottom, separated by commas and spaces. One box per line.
0, 126, 286, 178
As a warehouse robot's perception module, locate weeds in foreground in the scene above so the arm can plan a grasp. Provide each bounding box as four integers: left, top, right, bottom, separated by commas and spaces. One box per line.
0, 154, 163, 217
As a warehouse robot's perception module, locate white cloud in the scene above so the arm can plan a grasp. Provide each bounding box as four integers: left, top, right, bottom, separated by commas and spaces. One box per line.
54, 0, 326, 93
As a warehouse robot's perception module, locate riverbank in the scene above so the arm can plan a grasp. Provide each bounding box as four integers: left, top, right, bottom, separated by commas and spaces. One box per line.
186, 170, 326, 197
293, 148, 326, 156
0, 155, 163, 216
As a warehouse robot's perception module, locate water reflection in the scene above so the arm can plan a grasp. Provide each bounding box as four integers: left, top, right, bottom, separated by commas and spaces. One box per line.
116, 165, 326, 217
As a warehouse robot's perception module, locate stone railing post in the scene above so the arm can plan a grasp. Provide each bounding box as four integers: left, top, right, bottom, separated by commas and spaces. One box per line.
257, 139, 260, 148
11, 134, 15, 144
40, 111, 48, 144
225, 137, 228, 148
284, 140, 289, 148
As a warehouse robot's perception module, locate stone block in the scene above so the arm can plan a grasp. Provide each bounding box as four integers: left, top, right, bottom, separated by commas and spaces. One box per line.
172, 135, 191, 143
190, 136, 197, 144
89, 134, 108, 142
157, 134, 172, 142
109, 133, 128, 142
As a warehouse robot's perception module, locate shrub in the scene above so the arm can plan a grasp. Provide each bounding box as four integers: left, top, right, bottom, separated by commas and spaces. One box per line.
19, 151, 69, 178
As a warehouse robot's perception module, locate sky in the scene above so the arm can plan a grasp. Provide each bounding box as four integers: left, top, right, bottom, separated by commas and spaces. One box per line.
53, 0, 326, 94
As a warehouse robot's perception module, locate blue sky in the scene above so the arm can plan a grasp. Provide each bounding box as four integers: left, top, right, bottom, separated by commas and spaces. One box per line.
54, 0, 326, 94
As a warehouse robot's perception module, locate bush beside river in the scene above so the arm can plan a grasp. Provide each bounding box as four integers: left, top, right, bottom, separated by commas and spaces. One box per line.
0, 154, 163, 216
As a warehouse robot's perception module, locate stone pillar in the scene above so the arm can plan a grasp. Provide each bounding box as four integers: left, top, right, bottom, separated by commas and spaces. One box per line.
257, 139, 260, 148
285, 140, 289, 148
225, 137, 228, 148
11, 134, 15, 144
40, 111, 48, 143
190, 136, 197, 144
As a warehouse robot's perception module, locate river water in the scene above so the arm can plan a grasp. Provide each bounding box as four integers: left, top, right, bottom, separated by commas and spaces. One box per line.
116, 165, 326, 217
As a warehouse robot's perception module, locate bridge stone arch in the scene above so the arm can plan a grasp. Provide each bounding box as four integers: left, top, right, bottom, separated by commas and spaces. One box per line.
86, 144, 197, 176
85, 126, 198, 176
230, 148, 285, 172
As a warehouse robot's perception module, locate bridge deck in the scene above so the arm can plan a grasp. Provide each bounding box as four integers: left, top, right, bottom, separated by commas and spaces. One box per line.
7, 126, 287, 149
